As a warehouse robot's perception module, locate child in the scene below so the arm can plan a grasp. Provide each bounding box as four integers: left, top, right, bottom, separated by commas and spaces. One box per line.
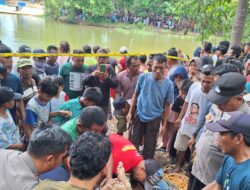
50, 75, 69, 112
161, 79, 193, 157
24, 76, 59, 141
0, 86, 23, 149
113, 97, 130, 136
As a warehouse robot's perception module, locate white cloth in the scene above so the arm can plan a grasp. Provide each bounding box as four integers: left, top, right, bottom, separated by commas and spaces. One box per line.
180, 82, 207, 138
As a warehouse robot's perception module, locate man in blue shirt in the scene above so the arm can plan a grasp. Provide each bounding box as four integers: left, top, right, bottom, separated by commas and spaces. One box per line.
203, 112, 250, 190
0, 41, 25, 122
44, 45, 59, 76
127, 54, 174, 159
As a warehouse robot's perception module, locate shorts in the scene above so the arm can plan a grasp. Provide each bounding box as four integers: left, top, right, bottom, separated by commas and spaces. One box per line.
116, 115, 127, 133
174, 129, 190, 151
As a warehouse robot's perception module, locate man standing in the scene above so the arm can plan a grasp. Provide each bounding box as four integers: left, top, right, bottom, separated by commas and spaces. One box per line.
60, 50, 86, 99
189, 72, 250, 190
0, 42, 25, 122
127, 54, 174, 159
116, 56, 141, 100
44, 45, 59, 76
32, 48, 47, 83
173, 65, 215, 172
83, 48, 118, 115
118, 46, 128, 73
167, 48, 179, 75
203, 112, 250, 190
200, 41, 213, 66
17, 59, 38, 106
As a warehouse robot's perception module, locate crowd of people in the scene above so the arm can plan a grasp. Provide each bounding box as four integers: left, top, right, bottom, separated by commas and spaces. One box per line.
108, 12, 193, 31
59, 6, 193, 32
0, 39, 250, 190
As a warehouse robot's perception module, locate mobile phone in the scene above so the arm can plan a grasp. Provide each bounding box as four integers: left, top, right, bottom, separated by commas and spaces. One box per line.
100, 64, 106, 73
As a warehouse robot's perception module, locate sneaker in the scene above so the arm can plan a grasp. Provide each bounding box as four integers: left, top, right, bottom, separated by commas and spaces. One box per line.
158, 146, 167, 152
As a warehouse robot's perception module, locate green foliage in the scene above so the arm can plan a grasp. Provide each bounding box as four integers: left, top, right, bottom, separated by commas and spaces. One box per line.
175, 0, 237, 42
44, 0, 249, 42
242, 6, 250, 42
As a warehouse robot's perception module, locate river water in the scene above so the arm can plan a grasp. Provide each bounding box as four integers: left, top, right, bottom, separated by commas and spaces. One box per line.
0, 14, 200, 56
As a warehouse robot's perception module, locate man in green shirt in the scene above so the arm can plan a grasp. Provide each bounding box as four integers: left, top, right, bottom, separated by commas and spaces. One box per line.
34, 132, 111, 190
53, 87, 102, 126
61, 106, 107, 141
59, 50, 86, 99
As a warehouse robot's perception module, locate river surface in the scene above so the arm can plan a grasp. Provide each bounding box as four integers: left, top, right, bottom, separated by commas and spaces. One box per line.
0, 14, 201, 56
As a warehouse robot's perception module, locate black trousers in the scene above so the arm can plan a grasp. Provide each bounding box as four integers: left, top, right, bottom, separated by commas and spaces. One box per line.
187, 173, 206, 190
130, 113, 161, 159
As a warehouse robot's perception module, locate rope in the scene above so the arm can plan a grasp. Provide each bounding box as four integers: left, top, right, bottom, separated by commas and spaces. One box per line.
0, 53, 189, 61
163, 173, 189, 190
163, 164, 189, 190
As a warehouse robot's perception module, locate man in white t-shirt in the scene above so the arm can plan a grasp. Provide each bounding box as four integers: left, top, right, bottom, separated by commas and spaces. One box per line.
173, 65, 215, 172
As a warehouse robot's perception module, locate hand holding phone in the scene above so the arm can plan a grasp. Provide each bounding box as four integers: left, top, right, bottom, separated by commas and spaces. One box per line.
100, 64, 106, 73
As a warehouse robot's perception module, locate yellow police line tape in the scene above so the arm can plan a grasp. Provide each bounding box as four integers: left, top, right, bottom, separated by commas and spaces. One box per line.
0, 53, 189, 61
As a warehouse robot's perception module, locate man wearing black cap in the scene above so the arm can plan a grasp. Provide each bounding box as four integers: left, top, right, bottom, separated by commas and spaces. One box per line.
173, 64, 215, 172
203, 112, 250, 190
189, 72, 250, 190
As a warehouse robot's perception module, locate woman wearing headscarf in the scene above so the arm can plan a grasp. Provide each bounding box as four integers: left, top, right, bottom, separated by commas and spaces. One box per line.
188, 57, 201, 82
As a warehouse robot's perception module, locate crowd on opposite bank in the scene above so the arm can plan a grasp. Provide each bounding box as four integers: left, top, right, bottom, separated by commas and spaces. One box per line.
0, 39, 250, 190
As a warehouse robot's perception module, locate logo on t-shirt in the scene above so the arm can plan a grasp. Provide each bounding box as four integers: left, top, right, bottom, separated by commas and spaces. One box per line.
122, 145, 137, 152
184, 102, 199, 125
69, 72, 84, 91
224, 178, 230, 190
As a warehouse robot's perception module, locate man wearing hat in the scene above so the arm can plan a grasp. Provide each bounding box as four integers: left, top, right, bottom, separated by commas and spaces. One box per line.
17, 59, 38, 105
189, 72, 250, 190
0, 86, 23, 149
203, 112, 250, 190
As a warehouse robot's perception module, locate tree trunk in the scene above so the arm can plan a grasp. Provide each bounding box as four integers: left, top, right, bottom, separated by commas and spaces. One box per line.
230, 0, 249, 47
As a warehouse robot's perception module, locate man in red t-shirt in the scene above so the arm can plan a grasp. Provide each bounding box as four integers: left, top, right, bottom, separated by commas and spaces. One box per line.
108, 134, 168, 190
109, 134, 143, 175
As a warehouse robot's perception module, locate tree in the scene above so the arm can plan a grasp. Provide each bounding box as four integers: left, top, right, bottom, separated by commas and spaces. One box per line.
230, 0, 249, 46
